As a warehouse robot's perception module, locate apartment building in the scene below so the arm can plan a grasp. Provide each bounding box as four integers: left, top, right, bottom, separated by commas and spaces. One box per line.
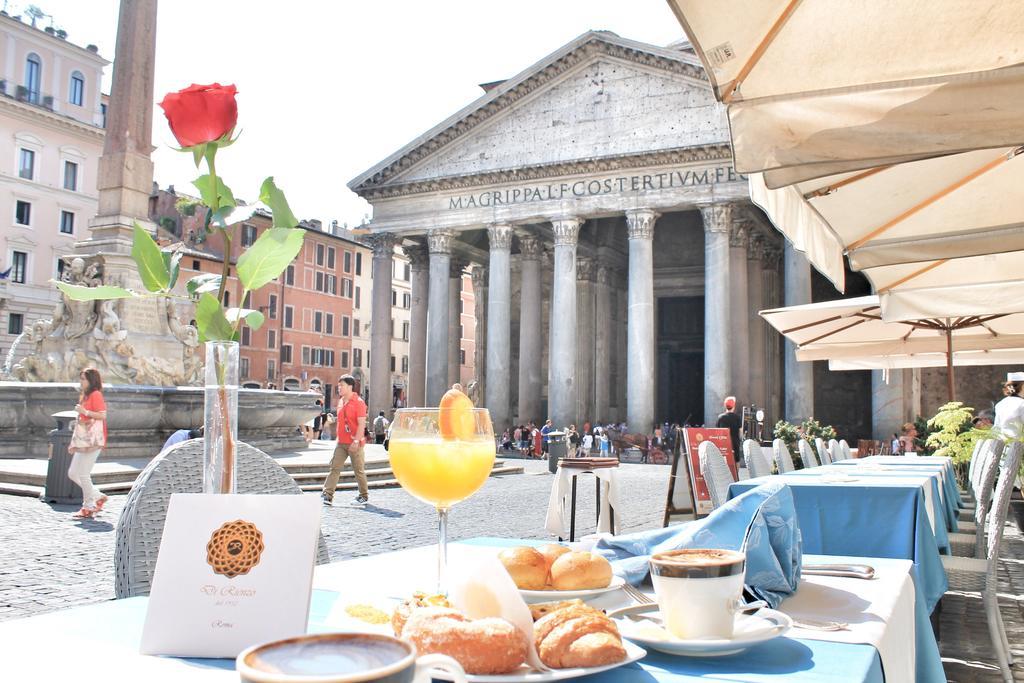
0, 11, 107, 360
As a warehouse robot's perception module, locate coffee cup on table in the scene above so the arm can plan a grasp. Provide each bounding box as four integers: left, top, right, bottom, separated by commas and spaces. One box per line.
236, 632, 466, 683
650, 548, 756, 640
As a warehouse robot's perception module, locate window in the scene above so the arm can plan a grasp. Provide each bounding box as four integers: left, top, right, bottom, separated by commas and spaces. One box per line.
100, 102, 107, 127
341, 351, 349, 369
59, 210, 74, 235
402, 356, 409, 373
192, 259, 200, 270
390, 355, 396, 372
326, 313, 334, 335
354, 286, 361, 309
222, 290, 230, 307
342, 278, 353, 298
355, 252, 362, 275
24, 54, 41, 103
268, 294, 278, 319
267, 329, 276, 349
460, 349, 466, 365
241, 223, 257, 247
240, 357, 250, 378
392, 289, 397, 306
403, 263, 410, 281
315, 271, 324, 292
301, 346, 310, 365
8, 313, 23, 335
11, 251, 27, 283
267, 359, 276, 380
285, 265, 295, 285
353, 319, 360, 337
63, 160, 78, 191
327, 247, 336, 270
403, 292, 411, 309
281, 344, 293, 364
69, 71, 84, 106
327, 274, 337, 295
460, 324, 464, 340
240, 326, 251, 346
284, 305, 294, 329
402, 321, 409, 341
56, 258, 66, 280
460, 299, 465, 314
15, 200, 30, 226
343, 251, 351, 273
316, 243, 325, 266
18, 148, 34, 180
314, 311, 323, 333
339, 316, 348, 336
242, 291, 252, 308
353, 348, 362, 368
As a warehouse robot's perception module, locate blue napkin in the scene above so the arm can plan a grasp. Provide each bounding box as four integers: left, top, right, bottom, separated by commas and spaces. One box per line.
594, 481, 802, 608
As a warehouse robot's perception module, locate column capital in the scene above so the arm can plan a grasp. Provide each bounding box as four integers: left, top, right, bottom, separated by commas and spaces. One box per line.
729, 221, 750, 248
449, 257, 468, 278
625, 209, 659, 240
596, 263, 615, 285
427, 228, 456, 254
762, 246, 782, 269
367, 232, 398, 258
404, 242, 429, 269
550, 217, 582, 246
699, 203, 734, 233
517, 233, 544, 260
576, 256, 595, 282
486, 224, 514, 250
471, 264, 488, 290
747, 234, 765, 261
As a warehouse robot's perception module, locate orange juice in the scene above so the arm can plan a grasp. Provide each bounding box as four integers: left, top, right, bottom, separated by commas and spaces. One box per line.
389, 437, 496, 508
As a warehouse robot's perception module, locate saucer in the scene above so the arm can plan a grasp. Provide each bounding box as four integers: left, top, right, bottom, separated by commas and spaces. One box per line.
608, 603, 791, 657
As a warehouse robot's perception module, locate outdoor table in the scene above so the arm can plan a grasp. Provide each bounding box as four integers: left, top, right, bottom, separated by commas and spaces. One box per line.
834, 455, 963, 508
0, 538, 944, 682
729, 475, 949, 613
828, 460, 962, 531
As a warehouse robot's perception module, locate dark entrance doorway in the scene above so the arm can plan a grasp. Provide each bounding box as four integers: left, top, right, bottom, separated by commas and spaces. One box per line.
656, 297, 704, 426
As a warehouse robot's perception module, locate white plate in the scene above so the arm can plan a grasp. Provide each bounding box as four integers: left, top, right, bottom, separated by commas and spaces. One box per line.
518, 575, 627, 604
820, 474, 858, 483
612, 606, 791, 657
432, 640, 647, 682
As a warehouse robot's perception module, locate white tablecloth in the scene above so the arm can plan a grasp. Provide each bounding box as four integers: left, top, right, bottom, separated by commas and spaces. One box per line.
544, 465, 621, 537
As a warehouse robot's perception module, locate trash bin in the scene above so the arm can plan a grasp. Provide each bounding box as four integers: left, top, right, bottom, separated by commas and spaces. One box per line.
42, 411, 82, 505
547, 432, 567, 474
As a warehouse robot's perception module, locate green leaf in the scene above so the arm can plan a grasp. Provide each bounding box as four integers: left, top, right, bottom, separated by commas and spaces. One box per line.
193, 174, 236, 213
131, 224, 169, 292
236, 227, 305, 291
227, 307, 265, 331
167, 251, 183, 289
55, 281, 134, 301
186, 273, 222, 298
195, 292, 234, 343
258, 177, 299, 228
210, 202, 261, 230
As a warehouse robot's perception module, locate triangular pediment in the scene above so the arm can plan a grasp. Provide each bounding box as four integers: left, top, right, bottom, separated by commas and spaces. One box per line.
5, 233, 38, 248
349, 31, 727, 196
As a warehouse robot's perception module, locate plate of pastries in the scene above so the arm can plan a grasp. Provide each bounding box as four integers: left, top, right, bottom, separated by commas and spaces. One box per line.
498, 545, 626, 603
392, 593, 645, 681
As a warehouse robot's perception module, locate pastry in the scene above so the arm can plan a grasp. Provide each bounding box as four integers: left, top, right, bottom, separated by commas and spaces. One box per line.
529, 599, 584, 621
549, 551, 613, 590
537, 543, 571, 577
391, 592, 451, 636
498, 546, 548, 590
401, 606, 528, 675
534, 603, 626, 669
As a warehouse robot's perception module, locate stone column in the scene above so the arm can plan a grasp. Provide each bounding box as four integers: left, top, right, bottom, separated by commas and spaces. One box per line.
762, 247, 784, 424
405, 243, 429, 408
594, 263, 614, 423
369, 233, 398, 419
485, 224, 513, 429
548, 218, 582, 428
575, 257, 596, 427
448, 258, 466, 388
746, 235, 768, 412
517, 234, 543, 424
783, 242, 815, 421
617, 273, 629, 422
728, 219, 751, 409
872, 369, 920, 440
426, 229, 454, 405
626, 209, 658, 434
471, 265, 487, 406
701, 204, 732, 425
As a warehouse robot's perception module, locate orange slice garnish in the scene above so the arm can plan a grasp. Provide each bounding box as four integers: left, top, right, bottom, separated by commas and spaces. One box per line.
439, 386, 475, 440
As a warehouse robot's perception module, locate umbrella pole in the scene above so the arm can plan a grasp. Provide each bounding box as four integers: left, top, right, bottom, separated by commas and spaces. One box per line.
946, 326, 955, 402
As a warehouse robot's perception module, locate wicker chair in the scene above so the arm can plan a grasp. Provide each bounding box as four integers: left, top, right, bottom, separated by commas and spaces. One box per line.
799, 439, 819, 468
742, 439, 771, 479
839, 439, 853, 460
114, 438, 331, 598
828, 439, 844, 461
941, 441, 1022, 682
772, 438, 795, 473
815, 437, 833, 465
950, 439, 1003, 557
699, 441, 735, 510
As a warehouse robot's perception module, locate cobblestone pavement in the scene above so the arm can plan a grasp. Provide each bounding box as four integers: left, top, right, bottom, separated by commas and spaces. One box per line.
1, 460, 1022, 681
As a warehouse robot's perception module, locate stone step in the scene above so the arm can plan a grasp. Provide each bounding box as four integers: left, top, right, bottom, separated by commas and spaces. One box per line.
297, 465, 525, 494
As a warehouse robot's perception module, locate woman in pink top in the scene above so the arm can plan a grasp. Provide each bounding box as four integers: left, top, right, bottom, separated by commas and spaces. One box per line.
68, 368, 108, 518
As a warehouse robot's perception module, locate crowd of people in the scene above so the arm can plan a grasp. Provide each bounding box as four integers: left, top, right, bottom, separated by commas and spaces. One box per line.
496, 418, 683, 461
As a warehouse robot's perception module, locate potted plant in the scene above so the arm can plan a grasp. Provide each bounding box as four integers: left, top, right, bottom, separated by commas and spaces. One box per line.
925, 402, 980, 488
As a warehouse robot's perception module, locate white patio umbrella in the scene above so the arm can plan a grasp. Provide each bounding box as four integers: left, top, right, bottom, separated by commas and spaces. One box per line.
760, 296, 1024, 401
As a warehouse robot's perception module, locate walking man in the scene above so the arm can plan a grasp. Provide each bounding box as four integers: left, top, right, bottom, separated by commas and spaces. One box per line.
322, 374, 369, 507
372, 411, 389, 445
716, 396, 743, 459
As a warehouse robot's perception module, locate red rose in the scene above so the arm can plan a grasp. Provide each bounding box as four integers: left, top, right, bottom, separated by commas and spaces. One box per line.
159, 83, 238, 148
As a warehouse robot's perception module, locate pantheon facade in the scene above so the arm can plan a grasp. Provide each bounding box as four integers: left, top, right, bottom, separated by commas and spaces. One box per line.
350, 31, 825, 434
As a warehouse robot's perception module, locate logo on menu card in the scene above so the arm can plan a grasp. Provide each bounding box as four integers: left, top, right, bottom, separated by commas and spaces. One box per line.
206, 519, 265, 578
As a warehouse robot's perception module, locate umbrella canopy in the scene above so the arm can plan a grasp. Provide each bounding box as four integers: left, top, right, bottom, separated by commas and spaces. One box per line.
828, 348, 1024, 372
760, 296, 1024, 400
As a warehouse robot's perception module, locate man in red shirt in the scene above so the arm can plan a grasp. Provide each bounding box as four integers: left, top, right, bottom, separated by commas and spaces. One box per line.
322, 374, 369, 507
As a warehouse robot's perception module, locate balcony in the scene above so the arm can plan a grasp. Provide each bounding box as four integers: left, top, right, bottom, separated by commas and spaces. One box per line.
11, 84, 54, 111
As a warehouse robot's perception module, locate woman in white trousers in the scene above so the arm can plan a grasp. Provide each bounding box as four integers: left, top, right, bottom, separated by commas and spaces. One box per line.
68, 367, 108, 519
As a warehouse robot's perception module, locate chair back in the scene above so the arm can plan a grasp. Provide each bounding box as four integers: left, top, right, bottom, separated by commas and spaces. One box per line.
814, 437, 832, 465
699, 440, 735, 510
967, 437, 989, 494
799, 439, 819, 468
742, 439, 771, 478
114, 438, 331, 599
828, 439, 843, 461
985, 441, 1023, 564
968, 439, 1005, 558
839, 439, 853, 460
773, 438, 795, 473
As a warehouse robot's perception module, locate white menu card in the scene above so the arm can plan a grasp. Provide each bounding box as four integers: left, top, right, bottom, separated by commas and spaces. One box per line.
140, 493, 321, 658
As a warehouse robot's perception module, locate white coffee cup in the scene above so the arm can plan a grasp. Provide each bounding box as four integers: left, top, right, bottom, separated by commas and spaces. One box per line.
650, 548, 749, 640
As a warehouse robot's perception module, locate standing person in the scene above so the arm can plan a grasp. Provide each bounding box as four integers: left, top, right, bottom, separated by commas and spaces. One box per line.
67, 368, 108, 519
322, 375, 369, 507
994, 372, 1024, 439
372, 410, 390, 445
582, 430, 594, 455
566, 424, 580, 457
716, 396, 743, 459
532, 424, 543, 459
541, 419, 553, 455
899, 423, 918, 454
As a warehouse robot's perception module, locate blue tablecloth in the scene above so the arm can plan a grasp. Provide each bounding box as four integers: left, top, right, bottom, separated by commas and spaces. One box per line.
834, 459, 963, 523
729, 477, 949, 614
835, 456, 964, 509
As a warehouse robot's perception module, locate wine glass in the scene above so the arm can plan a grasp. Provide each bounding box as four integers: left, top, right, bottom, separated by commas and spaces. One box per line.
389, 407, 495, 594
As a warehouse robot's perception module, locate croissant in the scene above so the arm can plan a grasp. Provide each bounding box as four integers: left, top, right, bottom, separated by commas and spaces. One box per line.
534, 604, 627, 669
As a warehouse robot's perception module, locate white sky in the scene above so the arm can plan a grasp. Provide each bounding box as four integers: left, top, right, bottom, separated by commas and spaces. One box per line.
28, 0, 682, 228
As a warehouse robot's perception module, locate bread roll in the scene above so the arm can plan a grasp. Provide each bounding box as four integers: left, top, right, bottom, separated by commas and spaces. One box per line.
549, 551, 613, 590
537, 544, 571, 577
498, 546, 548, 590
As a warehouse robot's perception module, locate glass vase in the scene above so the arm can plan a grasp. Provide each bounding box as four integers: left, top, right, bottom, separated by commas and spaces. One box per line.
204, 340, 239, 494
